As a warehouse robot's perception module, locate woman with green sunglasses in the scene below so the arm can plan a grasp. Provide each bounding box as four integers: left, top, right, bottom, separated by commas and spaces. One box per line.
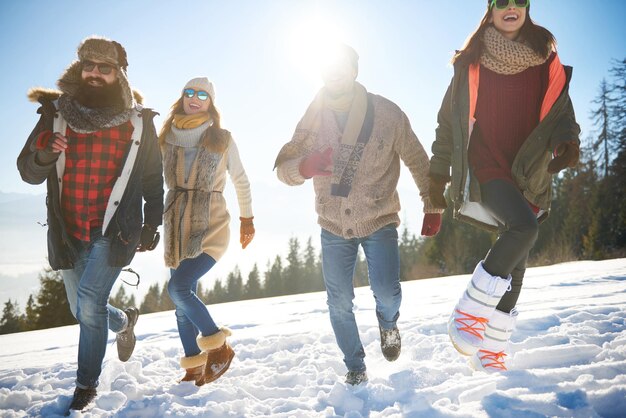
157, 77, 255, 385
428, 0, 580, 371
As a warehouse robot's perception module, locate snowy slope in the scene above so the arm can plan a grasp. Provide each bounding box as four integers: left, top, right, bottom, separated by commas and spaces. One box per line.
0, 259, 625, 417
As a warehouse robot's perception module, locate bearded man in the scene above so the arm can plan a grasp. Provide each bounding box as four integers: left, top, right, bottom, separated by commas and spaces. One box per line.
17, 36, 163, 413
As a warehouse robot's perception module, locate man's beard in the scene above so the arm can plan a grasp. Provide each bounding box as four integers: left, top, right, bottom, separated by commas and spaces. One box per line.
75, 78, 124, 109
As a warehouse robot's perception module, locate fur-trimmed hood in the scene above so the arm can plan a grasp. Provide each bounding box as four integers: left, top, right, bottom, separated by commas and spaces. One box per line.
27, 86, 143, 106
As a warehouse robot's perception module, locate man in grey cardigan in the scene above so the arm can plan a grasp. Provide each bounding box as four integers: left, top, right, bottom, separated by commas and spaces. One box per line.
274, 44, 442, 385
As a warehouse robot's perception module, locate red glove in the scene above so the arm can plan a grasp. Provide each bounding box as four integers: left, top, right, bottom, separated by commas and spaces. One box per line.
240, 217, 255, 249
299, 147, 333, 179
547, 141, 579, 174
421, 213, 442, 237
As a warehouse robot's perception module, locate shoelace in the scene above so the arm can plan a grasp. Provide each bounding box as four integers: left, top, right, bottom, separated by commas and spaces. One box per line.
455, 309, 489, 339
477, 349, 507, 370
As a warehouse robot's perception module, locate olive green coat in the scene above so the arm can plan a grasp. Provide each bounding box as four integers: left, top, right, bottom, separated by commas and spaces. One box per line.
429, 60, 580, 230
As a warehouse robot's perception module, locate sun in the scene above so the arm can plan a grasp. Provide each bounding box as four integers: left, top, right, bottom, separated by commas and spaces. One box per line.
284, 11, 350, 86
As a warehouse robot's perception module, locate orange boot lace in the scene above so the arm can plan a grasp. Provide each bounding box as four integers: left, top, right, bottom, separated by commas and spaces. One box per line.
477, 349, 507, 370
454, 309, 489, 340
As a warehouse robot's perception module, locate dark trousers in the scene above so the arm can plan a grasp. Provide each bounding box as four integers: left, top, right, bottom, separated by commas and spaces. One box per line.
480, 179, 539, 313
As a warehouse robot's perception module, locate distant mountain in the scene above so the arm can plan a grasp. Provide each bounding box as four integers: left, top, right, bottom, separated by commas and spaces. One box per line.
0, 191, 46, 225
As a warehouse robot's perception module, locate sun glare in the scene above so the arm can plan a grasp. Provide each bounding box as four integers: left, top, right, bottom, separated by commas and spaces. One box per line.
285, 12, 349, 86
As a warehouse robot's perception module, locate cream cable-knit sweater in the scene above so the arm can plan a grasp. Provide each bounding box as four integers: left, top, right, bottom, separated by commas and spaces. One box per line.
277, 93, 440, 239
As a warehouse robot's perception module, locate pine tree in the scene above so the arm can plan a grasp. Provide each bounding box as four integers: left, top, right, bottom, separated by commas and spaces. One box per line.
303, 238, 324, 292
225, 267, 244, 302
24, 295, 38, 331
590, 79, 615, 177
244, 263, 263, 300
0, 300, 24, 334
284, 237, 304, 294
399, 225, 419, 281
264, 256, 284, 297
140, 283, 162, 314
34, 267, 76, 329
208, 278, 226, 303
609, 58, 626, 153
607, 58, 626, 252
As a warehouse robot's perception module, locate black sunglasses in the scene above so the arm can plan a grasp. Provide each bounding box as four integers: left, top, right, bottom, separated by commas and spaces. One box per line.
81, 60, 115, 75
183, 88, 210, 101
490, 0, 530, 9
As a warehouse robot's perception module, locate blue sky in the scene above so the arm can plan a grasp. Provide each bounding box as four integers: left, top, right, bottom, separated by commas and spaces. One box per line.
1, 1, 625, 286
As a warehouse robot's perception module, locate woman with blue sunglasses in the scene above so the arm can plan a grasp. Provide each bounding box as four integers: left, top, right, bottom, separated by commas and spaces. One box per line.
428, 0, 580, 371
158, 77, 255, 385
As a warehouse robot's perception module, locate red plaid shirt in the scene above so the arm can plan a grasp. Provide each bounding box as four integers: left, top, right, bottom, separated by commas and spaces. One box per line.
61, 121, 134, 241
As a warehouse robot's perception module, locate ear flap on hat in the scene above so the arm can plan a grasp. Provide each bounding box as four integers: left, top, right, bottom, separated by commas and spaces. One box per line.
111, 41, 128, 70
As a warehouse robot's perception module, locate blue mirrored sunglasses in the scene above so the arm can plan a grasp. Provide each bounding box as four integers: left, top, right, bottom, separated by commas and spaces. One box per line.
183, 88, 210, 101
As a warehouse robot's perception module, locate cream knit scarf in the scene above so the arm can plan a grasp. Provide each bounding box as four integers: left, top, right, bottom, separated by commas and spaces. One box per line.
480, 26, 548, 75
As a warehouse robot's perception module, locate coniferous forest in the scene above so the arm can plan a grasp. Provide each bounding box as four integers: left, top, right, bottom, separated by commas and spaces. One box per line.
2, 58, 625, 335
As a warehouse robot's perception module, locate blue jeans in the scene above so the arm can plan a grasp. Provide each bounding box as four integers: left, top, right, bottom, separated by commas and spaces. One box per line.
321, 224, 401, 372
62, 232, 125, 389
167, 253, 219, 357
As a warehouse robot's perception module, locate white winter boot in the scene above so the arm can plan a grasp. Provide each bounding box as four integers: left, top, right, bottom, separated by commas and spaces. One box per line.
448, 261, 511, 356
470, 308, 518, 372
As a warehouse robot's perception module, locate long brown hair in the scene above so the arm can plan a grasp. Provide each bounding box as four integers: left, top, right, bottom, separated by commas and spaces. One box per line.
158, 95, 222, 146
452, 5, 556, 67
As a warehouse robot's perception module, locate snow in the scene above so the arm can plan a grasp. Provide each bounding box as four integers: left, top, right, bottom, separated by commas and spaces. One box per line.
1, 258, 625, 417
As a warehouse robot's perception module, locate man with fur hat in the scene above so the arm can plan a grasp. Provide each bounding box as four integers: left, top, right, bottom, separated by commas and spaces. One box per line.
17, 36, 163, 413
274, 44, 443, 385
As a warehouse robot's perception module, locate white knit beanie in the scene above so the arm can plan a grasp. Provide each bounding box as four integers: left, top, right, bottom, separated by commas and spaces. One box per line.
183, 77, 216, 103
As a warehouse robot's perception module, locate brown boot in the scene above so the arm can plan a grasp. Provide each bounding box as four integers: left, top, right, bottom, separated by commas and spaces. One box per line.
179, 352, 207, 386
204, 342, 235, 383
197, 328, 235, 384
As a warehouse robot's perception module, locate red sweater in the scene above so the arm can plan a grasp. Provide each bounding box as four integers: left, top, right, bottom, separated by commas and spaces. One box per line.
469, 55, 552, 184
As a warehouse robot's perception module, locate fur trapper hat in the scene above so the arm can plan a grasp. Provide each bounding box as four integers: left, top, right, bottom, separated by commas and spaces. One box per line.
183, 77, 216, 103
57, 35, 135, 109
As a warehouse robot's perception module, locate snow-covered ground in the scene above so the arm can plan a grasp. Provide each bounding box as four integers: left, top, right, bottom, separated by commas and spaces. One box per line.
0, 258, 625, 417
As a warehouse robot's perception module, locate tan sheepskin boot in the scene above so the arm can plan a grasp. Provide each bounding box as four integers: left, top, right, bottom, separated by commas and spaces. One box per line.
179, 351, 208, 386
197, 327, 235, 384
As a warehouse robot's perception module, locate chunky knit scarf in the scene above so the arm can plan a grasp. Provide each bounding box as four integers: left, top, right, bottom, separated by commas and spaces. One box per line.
274, 82, 371, 197
480, 26, 549, 75
173, 112, 210, 130
58, 94, 132, 133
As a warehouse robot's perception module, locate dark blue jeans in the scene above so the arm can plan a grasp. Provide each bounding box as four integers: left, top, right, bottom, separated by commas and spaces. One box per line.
168, 253, 219, 357
62, 231, 125, 389
481, 179, 539, 313
321, 224, 401, 372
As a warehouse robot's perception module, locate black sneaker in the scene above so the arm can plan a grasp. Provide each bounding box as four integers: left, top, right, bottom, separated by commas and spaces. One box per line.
66, 387, 97, 414
116, 307, 139, 362
345, 370, 368, 386
380, 325, 401, 361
